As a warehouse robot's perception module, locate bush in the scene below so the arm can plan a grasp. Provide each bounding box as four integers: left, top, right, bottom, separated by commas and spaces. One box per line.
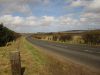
82, 32, 100, 45
53, 35, 58, 41
59, 35, 72, 42
0, 23, 21, 46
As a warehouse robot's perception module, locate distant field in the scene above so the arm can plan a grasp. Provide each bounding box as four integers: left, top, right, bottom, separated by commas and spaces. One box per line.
32, 29, 100, 46
0, 37, 100, 75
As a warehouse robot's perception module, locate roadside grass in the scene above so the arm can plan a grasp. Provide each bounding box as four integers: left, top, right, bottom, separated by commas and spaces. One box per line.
24, 39, 47, 65
0, 37, 100, 75
0, 37, 48, 75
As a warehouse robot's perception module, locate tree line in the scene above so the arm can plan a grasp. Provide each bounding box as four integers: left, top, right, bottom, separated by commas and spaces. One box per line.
52, 34, 72, 42
82, 31, 100, 45
33, 30, 100, 45
53, 32, 100, 45
0, 23, 21, 46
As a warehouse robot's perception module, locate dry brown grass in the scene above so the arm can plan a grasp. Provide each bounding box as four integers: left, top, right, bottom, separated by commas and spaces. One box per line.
43, 55, 100, 75
33, 46, 100, 75
0, 37, 46, 75
0, 37, 100, 75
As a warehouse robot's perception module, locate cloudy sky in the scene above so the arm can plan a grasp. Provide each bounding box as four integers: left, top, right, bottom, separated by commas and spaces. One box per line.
0, 0, 100, 33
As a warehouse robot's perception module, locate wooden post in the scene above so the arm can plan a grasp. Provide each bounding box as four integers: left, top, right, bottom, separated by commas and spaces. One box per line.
10, 51, 21, 75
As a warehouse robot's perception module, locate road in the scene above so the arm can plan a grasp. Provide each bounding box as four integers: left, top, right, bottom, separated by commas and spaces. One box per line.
27, 37, 100, 70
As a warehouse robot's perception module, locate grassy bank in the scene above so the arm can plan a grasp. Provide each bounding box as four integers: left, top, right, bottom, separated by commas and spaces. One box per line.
0, 37, 48, 75
0, 37, 100, 75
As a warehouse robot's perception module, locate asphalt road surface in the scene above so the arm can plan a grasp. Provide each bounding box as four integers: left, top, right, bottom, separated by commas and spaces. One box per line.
27, 37, 100, 70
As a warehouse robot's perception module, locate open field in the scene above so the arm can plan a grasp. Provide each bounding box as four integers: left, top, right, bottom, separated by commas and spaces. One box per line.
0, 37, 100, 75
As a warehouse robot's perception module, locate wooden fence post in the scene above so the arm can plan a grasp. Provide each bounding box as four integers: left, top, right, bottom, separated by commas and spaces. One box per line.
10, 51, 21, 75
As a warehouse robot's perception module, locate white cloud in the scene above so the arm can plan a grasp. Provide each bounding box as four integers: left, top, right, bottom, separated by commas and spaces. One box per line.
88, 0, 100, 9
0, 15, 77, 32
86, 0, 100, 13
58, 16, 79, 25
70, 0, 90, 7
0, 2, 32, 15
71, 0, 81, 7
12, 16, 24, 25
0, 0, 51, 15
39, 16, 55, 26
70, 0, 100, 13
0, 13, 100, 32
0, 15, 56, 32
69, 0, 100, 29
42, 16, 55, 22
0, 15, 34, 29
80, 12, 100, 25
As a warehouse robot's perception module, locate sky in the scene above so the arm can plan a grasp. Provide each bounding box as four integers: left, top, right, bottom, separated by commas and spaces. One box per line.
0, 0, 100, 33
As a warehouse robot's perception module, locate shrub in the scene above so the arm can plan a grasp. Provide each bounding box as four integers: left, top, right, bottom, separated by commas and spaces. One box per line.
0, 23, 21, 46
82, 32, 100, 45
59, 35, 72, 42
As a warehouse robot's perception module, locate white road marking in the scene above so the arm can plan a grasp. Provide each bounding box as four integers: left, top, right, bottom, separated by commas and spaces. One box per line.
84, 50, 100, 54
